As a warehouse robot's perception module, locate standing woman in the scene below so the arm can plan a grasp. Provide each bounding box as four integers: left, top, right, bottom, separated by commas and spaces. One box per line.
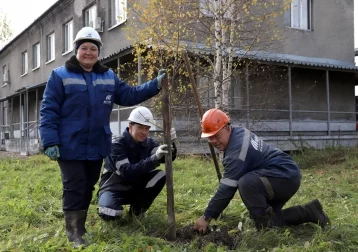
40, 27, 165, 248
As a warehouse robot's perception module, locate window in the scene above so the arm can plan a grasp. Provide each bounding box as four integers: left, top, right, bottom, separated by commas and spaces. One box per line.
64, 20, 73, 53
85, 5, 97, 27
46, 33, 55, 62
33, 43, 40, 69
290, 0, 311, 30
21, 51, 28, 75
109, 0, 127, 28
2, 65, 9, 84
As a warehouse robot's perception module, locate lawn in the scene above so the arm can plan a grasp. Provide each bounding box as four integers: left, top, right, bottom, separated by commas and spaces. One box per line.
0, 147, 358, 251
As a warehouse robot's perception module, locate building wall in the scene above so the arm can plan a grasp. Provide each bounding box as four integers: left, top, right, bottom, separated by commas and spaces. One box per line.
0, 0, 357, 153
0, 0, 135, 100
275, 0, 354, 62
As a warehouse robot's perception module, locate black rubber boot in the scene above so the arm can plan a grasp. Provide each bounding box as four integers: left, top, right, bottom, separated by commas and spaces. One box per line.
64, 210, 88, 248
305, 199, 330, 227
281, 199, 330, 228
129, 204, 148, 217
254, 206, 275, 230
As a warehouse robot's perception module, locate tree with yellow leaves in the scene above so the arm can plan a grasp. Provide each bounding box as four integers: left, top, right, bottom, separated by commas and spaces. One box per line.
0, 12, 12, 49
125, 0, 291, 112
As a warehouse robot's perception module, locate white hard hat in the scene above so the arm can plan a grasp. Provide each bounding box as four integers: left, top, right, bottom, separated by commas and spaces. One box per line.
128, 107, 154, 127
73, 27, 103, 47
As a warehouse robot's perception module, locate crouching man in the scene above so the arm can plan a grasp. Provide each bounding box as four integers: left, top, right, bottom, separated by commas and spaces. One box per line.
194, 108, 330, 232
97, 106, 177, 220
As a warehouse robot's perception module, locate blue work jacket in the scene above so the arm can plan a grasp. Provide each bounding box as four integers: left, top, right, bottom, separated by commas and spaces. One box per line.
204, 126, 301, 219
98, 128, 177, 196
40, 56, 160, 160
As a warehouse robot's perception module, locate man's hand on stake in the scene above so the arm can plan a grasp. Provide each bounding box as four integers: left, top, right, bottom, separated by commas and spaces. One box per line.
153, 144, 168, 160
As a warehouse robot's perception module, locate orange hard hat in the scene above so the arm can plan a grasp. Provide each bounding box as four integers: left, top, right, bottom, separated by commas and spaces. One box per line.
201, 108, 230, 138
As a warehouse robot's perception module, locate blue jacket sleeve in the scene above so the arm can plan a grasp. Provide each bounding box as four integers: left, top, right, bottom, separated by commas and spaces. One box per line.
113, 75, 160, 106
109, 140, 160, 181
203, 148, 243, 219
203, 183, 237, 219
39, 70, 64, 148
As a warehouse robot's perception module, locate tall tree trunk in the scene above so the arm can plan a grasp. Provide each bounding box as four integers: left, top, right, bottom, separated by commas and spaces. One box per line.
222, 2, 236, 113
214, 11, 222, 109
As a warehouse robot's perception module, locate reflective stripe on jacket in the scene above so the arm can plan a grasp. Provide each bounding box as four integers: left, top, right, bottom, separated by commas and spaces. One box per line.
40, 66, 159, 160
204, 126, 301, 219
98, 128, 160, 195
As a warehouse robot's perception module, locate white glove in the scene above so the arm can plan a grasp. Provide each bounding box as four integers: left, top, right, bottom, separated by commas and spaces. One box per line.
156, 69, 167, 89
154, 144, 168, 160
170, 128, 177, 141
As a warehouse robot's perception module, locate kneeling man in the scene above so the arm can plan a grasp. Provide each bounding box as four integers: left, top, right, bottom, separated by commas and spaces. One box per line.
98, 106, 177, 220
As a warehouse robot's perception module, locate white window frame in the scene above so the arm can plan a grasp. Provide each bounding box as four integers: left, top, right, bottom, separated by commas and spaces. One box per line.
109, 0, 127, 29
21, 51, 28, 75
290, 0, 311, 30
32, 43, 40, 70
46, 33, 55, 63
2, 64, 9, 86
85, 5, 97, 28
64, 20, 74, 54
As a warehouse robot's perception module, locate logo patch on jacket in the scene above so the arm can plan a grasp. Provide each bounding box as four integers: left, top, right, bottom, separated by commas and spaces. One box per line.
251, 135, 263, 152
103, 95, 112, 105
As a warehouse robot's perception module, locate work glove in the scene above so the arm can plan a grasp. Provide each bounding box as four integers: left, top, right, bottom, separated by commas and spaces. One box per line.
170, 127, 177, 141
44, 145, 60, 161
156, 69, 167, 89
152, 144, 168, 160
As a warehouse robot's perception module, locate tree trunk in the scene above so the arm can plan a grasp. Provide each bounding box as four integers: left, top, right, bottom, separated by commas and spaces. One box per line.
214, 16, 222, 109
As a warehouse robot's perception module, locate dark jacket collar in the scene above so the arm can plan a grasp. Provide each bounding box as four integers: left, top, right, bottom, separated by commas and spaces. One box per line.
123, 127, 148, 148
65, 55, 109, 73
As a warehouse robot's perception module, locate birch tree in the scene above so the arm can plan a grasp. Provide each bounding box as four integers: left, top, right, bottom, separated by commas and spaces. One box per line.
127, 0, 291, 111
0, 12, 12, 49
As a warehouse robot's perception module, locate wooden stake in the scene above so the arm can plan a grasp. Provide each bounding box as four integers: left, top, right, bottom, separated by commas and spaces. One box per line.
183, 50, 222, 182
161, 72, 176, 240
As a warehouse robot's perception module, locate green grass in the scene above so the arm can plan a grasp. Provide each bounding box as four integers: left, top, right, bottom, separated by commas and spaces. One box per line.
1, 148, 358, 251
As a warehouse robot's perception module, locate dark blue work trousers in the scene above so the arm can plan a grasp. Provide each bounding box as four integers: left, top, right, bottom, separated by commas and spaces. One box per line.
238, 171, 301, 220
98, 170, 166, 220
58, 159, 103, 211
